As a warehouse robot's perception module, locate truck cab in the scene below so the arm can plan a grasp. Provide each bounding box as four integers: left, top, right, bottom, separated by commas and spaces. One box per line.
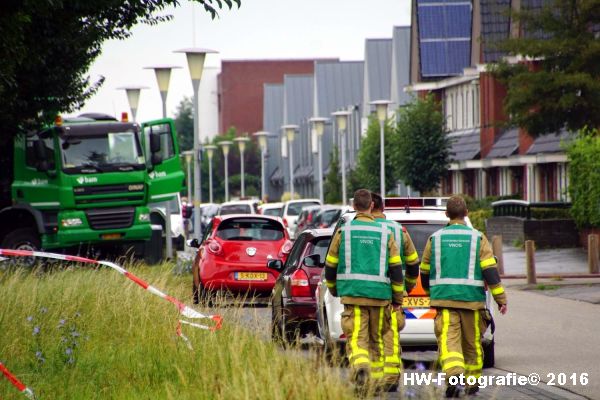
0, 114, 183, 258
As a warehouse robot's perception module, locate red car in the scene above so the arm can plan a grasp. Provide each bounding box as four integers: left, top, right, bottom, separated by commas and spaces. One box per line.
190, 214, 292, 304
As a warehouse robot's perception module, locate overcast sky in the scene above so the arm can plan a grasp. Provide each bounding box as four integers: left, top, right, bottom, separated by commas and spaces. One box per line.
74, 0, 411, 125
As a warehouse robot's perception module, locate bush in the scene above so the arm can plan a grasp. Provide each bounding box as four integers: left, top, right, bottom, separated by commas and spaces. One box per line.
530, 207, 572, 219
469, 209, 492, 234
566, 129, 600, 228
280, 192, 301, 202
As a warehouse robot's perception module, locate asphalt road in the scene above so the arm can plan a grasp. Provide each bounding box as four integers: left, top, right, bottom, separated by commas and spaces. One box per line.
236, 298, 592, 399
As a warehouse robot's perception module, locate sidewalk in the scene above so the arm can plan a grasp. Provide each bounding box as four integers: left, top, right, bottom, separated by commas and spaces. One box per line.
501, 245, 592, 276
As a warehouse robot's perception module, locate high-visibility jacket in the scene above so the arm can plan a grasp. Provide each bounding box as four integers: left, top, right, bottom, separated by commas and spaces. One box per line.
337, 219, 394, 300
374, 218, 404, 265
429, 224, 486, 303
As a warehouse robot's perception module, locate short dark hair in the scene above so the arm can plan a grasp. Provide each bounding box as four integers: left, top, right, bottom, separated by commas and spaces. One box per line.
353, 189, 372, 211
446, 195, 468, 219
371, 192, 383, 211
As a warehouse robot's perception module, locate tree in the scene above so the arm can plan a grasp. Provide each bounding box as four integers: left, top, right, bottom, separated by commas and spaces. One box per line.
491, 0, 600, 136
566, 129, 600, 228
323, 148, 342, 204
354, 115, 399, 194
174, 97, 194, 152
395, 95, 450, 194
0, 0, 241, 146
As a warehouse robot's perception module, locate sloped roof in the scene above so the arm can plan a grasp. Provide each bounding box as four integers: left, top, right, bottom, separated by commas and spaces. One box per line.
527, 130, 574, 154
391, 26, 412, 106
450, 129, 481, 161
365, 38, 393, 102
480, 0, 511, 63
314, 61, 364, 117
486, 127, 518, 158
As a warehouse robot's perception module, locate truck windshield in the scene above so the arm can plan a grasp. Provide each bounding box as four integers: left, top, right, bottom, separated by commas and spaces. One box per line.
61, 130, 145, 173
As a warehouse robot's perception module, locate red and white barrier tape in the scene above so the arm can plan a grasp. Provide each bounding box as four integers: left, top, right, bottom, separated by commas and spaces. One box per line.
0, 249, 223, 331
0, 362, 36, 399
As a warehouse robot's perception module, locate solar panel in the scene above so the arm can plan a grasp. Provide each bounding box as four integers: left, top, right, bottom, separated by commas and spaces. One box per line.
418, 0, 472, 77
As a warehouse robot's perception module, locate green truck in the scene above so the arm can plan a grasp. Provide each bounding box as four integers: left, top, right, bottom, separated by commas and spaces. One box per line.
0, 113, 184, 259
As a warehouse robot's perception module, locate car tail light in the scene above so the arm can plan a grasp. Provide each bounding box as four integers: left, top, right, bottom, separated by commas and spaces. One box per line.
290, 269, 311, 297
283, 218, 289, 227
279, 240, 293, 258
307, 213, 313, 223
207, 240, 223, 256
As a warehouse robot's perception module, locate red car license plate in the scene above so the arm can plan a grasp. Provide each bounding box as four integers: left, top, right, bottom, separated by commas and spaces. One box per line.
235, 272, 268, 281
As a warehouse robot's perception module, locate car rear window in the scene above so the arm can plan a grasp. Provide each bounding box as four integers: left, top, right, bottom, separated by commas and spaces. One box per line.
303, 237, 331, 264
216, 218, 284, 241
320, 209, 341, 226
263, 207, 283, 216
401, 223, 446, 254
287, 201, 320, 216
220, 204, 251, 215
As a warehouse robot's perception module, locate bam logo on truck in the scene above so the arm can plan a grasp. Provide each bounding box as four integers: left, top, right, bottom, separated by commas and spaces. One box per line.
149, 171, 167, 179
76, 176, 98, 185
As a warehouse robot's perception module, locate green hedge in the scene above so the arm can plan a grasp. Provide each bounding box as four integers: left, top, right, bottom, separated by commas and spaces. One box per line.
566, 130, 600, 228
469, 209, 492, 234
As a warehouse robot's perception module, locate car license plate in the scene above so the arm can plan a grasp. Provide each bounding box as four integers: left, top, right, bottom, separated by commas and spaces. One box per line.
235, 272, 268, 281
403, 297, 430, 308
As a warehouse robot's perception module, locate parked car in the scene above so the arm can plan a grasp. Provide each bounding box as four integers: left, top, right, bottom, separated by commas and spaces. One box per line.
218, 199, 260, 215
190, 215, 292, 304
183, 202, 219, 236
281, 198, 322, 239
149, 193, 185, 250
315, 198, 496, 366
295, 205, 323, 235
312, 205, 350, 229
260, 202, 284, 217
268, 228, 333, 343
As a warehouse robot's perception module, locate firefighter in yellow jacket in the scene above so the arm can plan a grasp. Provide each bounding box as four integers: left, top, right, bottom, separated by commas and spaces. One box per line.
324, 189, 407, 393
420, 195, 507, 398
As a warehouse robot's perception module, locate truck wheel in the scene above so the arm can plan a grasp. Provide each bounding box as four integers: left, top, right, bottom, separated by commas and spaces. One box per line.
1, 228, 41, 267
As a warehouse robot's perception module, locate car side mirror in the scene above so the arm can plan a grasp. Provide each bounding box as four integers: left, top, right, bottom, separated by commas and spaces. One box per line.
267, 259, 284, 271
187, 238, 201, 248
302, 254, 322, 267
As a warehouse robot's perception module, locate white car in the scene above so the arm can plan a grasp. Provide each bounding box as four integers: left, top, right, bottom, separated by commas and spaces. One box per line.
149, 193, 185, 250
315, 197, 496, 367
259, 202, 284, 217
281, 199, 322, 239
218, 199, 260, 215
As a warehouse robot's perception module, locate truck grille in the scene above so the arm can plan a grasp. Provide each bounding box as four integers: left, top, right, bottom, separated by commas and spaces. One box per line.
86, 207, 135, 230
74, 183, 145, 195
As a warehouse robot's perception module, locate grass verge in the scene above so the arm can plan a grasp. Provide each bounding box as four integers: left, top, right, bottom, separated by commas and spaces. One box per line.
0, 262, 353, 399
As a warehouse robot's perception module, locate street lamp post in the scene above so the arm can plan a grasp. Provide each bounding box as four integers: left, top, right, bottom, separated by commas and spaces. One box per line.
182, 151, 193, 238
332, 111, 351, 205
175, 48, 217, 240
233, 136, 251, 198
370, 100, 392, 198
309, 117, 328, 204
117, 85, 148, 122
145, 65, 181, 259
204, 145, 217, 203
281, 125, 298, 199
219, 141, 233, 202
253, 131, 270, 202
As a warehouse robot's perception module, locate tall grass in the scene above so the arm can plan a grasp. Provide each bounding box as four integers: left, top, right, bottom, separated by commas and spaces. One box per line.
0, 263, 353, 399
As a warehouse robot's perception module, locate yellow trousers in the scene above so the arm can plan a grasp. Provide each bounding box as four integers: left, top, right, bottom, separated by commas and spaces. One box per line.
341, 304, 405, 385
434, 308, 487, 380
